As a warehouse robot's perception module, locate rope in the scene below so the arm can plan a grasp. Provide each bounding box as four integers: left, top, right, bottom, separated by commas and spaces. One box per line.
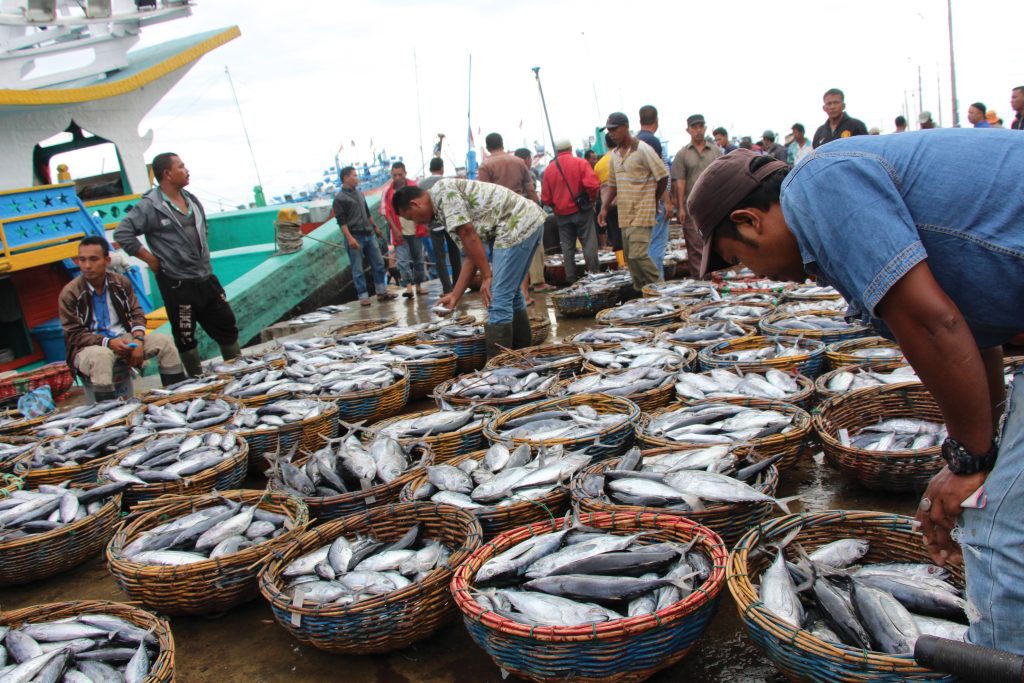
274, 220, 303, 254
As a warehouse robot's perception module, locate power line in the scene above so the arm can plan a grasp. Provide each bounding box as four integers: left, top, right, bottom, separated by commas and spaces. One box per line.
224, 65, 265, 193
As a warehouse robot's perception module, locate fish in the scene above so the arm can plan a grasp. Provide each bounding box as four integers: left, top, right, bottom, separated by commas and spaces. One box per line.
598, 298, 680, 323
808, 539, 870, 568
646, 403, 795, 446
844, 418, 948, 452
563, 367, 673, 398
0, 482, 127, 537
497, 407, 627, 443
377, 409, 478, 439
138, 397, 236, 432
689, 303, 772, 322
24, 425, 156, 470
826, 365, 919, 393
583, 342, 690, 370
767, 313, 862, 333
661, 321, 748, 346
675, 368, 802, 402
570, 327, 654, 346
445, 367, 558, 400
103, 430, 243, 485
850, 580, 920, 654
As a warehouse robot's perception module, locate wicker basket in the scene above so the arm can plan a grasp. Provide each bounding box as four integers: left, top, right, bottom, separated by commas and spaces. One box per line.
557, 370, 676, 412
758, 309, 872, 345
638, 398, 815, 471
675, 370, 816, 410
418, 333, 487, 374
365, 406, 499, 463
0, 408, 56, 436
641, 281, 717, 299
259, 502, 482, 655
563, 327, 657, 351
0, 472, 22, 498
485, 343, 585, 380
552, 286, 621, 318
140, 377, 229, 404
399, 448, 572, 540
825, 336, 904, 370
656, 321, 755, 352
483, 394, 641, 461
452, 511, 728, 683
342, 327, 419, 351
234, 400, 340, 472
328, 317, 397, 339
714, 278, 793, 298
814, 361, 916, 401
580, 344, 697, 375
433, 373, 553, 410
728, 510, 962, 682
0, 485, 122, 586
814, 383, 944, 492
209, 355, 287, 379
99, 430, 250, 509
529, 314, 552, 346
15, 436, 124, 487
301, 453, 433, 523
146, 395, 241, 432
106, 488, 309, 615
595, 300, 686, 328
320, 369, 410, 424
698, 335, 828, 378
570, 451, 780, 546
0, 600, 175, 682
686, 301, 775, 326
396, 350, 459, 400
0, 362, 74, 401
781, 287, 844, 302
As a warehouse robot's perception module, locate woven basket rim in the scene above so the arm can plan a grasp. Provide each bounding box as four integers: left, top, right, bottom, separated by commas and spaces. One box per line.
0, 490, 121, 552
638, 398, 812, 450
483, 393, 642, 447
231, 399, 339, 439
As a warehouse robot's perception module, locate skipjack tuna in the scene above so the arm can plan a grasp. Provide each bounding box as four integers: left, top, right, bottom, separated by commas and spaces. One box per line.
376, 408, 489, 440
32, 399, 142, 437
661, 321, 748, 345
583, 342, 690, 370
0, 480, 127, 540
445, 368, 558, 400
135, 397, 235, 432
826, 366, 919, 392
28, 426, 154, 469
570, 327, 653, 345
675, 368, 803, 402
103, 431, 244, 485
495, 405, 629, 442
647, 404, 797, 445
205, 353, 284, 375
562, 367, 673, 398
229, 399, 330, 431
840, 418, 948, 451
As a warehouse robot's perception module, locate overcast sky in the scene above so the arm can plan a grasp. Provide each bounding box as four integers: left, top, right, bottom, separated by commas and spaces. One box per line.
109, 0, 1024, 211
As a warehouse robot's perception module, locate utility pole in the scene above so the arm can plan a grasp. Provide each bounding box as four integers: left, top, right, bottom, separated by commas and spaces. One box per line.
947, 0, 960, 127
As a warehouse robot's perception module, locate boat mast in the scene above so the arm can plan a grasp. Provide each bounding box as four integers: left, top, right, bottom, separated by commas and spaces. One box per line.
414, 49, 426, 176
466, 54, 476, 179
225, 65, 265, 202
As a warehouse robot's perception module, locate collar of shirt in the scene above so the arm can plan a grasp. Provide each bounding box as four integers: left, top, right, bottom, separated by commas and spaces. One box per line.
160, 190, 193, 217
86, 277, 121, 339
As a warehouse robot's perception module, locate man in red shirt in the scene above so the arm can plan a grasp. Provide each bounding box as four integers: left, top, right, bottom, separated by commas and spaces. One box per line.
380, 161, 429, 298
542, 139, 601, 282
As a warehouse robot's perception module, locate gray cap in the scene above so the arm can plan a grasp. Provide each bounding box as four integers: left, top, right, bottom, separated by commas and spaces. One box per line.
602, 112, 629, 130
918, 111, 933, 123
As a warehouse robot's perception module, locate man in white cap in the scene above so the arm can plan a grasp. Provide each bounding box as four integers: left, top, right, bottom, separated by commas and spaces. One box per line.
919, 110, 937, 129
541, 139, 601, 282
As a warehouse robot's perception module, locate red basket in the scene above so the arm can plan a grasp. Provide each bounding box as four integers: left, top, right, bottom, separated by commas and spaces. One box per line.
0, 363, 74, 401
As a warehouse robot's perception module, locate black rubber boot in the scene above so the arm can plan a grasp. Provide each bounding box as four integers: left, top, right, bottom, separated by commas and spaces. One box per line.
160, 371, 188, 387
511, 309, 532, 350
484, 323, 514, 359
92, 386, 117, 404
179, 348, 202, 377
219, 342, 242, 361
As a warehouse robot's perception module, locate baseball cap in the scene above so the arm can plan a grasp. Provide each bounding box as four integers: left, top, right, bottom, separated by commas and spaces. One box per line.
762, 130, 775, 140
686, 114, 706, 127
602, 112, 629, 130
554, 138, 572, 152
918, 111, 932, 124
687, 149, 788, 277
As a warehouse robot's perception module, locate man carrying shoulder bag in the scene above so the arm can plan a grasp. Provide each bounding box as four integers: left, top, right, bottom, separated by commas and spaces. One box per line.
541, 139, 602, 283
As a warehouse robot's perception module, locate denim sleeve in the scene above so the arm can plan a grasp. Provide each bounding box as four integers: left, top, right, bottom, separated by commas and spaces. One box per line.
782, 155, 927, 317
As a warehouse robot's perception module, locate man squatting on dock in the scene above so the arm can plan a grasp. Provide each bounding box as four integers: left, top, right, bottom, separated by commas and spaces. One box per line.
114, 153, 241, 376
686, 130, 1024, 653
58, 236, 186, 400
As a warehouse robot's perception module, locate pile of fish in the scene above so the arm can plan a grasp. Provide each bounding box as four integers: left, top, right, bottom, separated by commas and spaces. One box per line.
135, 398, 236, 432
840, 418, 948, 451
443, 367, 557, 401
599, 299, 679, 323
119, 498, 291, 565
786, 284, 840, 299
644, 281, 718, 300
577, 446, 788, 513
408, 443, 592, 509
765, 313, 862, 333
661, 321, 748, 346
0, 481, 126, 540
719, 267, 756, 280
826, 366, 919, 393
562, 367, 673, 398
229, 399, 329, 432
718, 278, 788, 292
285, 304, 350, 326
0, 612, 161, 682
306, 362, 405, 396
277, 523, 452, 606
219, 367, 307, 400
646, 404, 797, 445
689, 303, 771, 323
470, 514, 713, 626
376, 345, 457, 362
707, 338, 812, 363
675, 368, 804, 402
268, 434, 419, 498
758, 537, 967, 653
495, 405, 629, 443
103, 431, 244, 486
719, 292, 779, 306
844, 346, 903, 360
336, 327, 416, 346
25, 426, 154, 471
144, 374, 225, 399
416, 325, 483, 342
776, 299, 848, 314
583, 341, 690, 370
376, 408, 489, 440
32, 400, 142, 438
0, 440, 37, 470
279, 337, 336, 353
545, 252, 618, 269
570, 327, 653, 346
206, 353, 284, 375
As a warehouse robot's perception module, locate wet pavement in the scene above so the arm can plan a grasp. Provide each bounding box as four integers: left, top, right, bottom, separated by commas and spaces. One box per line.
0, 278, 921, 682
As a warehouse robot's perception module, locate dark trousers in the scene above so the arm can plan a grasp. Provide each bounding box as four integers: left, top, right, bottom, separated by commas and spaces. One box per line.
605, 205, 622, 251
156, 273, 238, 352
556, 211, 601, 281
430, 229, 462, 293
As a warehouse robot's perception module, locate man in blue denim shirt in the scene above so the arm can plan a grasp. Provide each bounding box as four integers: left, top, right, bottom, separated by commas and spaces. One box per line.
687, 130, 1024, 653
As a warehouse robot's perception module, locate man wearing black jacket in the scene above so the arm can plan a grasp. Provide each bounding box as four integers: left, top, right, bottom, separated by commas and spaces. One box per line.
812, 88, 868, 148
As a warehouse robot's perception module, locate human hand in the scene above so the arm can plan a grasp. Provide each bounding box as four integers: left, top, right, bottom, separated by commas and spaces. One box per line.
677, 206, 686, 222
597, 210, 608, 228
347, 236, 360, 250
145, 255, 161, 274
436, 292, 458, 315
916, 466, 988, 566
480, 276, 493, 308
108, 337, 133, 356
129, 342, 145, 368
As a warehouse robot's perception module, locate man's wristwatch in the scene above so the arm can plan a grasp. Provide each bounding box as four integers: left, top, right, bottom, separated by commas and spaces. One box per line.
941, 437, 998, 475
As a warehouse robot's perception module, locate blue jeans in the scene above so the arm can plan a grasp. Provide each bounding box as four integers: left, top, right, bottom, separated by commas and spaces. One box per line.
345, 231, 387, 299
648, 203, 668, 279
488, 225, 542, 325
395, 235, 428, 287
962, 371, 1024, 652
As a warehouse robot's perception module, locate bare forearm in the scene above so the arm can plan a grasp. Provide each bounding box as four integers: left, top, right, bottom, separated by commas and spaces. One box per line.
601, 186, 616, 206
136, 247, 160, 270
980, 346, 1006, 429
675, 180, 687, 212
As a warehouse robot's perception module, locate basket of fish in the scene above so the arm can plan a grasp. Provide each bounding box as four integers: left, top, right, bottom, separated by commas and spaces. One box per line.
15, 424, 155, 486
30, 398, 144, 438
259, 501, 482, 655
715, 277, 793, 297
0, 480, 125, 585
205, 352, 287, 378
414, 324, 487, 373
641, 279, 718, 300
327, 317, 397, 340
698, 335, 828, 378
658, 320, 753, 350
775, 298, 849, 316
400, 443, 587, 539
558, 367, 677, 412
228, 398, 340, 469
814, 383, 946, 492
564, 326, 657, 351
451, 510, 728, 683
815, 362, 919, 401
484, 394, 641, 461
366, 406, 500, 464
638, 400, 814, 471
0, 599, 176, 683
727, 510, 966, 682
674, 368, 815, 408
759, 309, 872, 345
266, 433, 432, 522
551, 282, 621, 318
581, 340, 696, 373
433, 367, 558, 409
218, 364, 316, 406
687, 301, 775, 326
529, 314, 551, 346
0, 438, 37, 476
571, 447, 783, 546
139, 374, 229, 403
137, 395, 240, 435
486, 343, 585, 381
379, 344, 459, 399
596, 297, 686, 328
825, 336, 905, 370
315, 362, 410, 423
782, 283, 844, 301
0, 406, 56, 436
106, 488, 309, 615
99, 429, 249, 508
335, 326, 419, 350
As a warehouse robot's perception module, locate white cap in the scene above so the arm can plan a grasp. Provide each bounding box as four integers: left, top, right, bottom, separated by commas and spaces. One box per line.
554, 139, 572, 152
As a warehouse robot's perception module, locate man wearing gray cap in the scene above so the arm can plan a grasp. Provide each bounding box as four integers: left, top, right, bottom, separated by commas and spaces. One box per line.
760, 130, 787, 161
541, 139, 601, 282
671, 114, 721, 278
919, 111, 938, 129
597, 112, 668, 290
686, 131, 1024, 655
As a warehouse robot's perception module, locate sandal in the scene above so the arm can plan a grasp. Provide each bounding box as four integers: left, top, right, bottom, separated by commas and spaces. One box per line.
360, 299, 372, 307
532, 283, 556, 292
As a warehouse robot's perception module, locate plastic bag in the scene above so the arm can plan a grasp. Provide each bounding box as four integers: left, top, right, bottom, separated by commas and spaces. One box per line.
18, 386, 54, 418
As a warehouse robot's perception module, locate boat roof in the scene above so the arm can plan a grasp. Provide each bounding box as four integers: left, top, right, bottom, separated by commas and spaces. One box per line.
0, 25, 239, 107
